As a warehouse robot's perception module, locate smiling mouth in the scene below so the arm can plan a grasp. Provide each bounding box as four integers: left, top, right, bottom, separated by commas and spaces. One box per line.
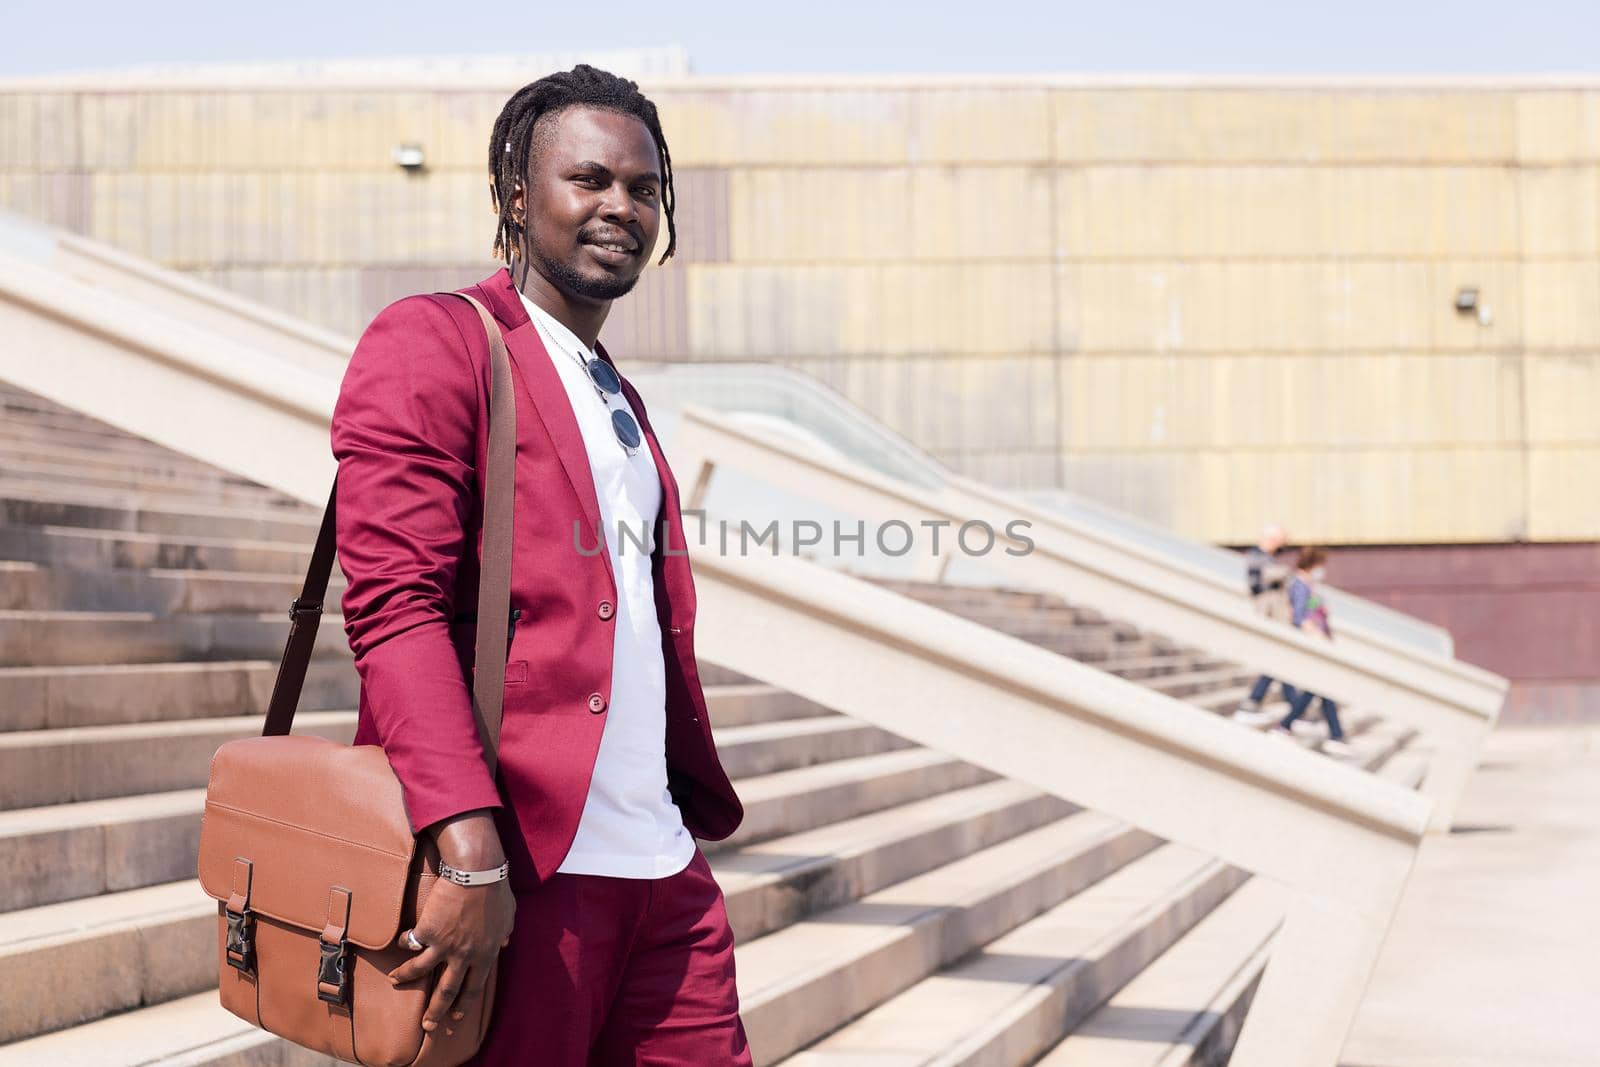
583, 237, 640, 256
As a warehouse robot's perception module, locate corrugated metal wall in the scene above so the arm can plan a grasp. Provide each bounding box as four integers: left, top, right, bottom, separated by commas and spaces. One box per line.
2, 79, 1597, 545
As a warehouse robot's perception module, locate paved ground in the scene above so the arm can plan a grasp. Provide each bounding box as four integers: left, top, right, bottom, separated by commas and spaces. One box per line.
1343, 725, 1600, 1067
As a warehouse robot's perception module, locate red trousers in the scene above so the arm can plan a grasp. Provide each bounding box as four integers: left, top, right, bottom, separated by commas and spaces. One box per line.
467, 847, 754, 1066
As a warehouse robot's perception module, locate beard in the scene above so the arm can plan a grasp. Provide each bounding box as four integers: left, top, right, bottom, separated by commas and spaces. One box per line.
534, 243, 641, 302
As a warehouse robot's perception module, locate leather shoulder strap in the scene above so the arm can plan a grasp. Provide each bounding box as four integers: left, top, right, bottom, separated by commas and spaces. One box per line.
263, 291, 517, 776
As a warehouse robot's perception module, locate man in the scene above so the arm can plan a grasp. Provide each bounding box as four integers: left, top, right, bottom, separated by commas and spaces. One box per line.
330, 65, 751, 1065
1232, 523, 1293, 726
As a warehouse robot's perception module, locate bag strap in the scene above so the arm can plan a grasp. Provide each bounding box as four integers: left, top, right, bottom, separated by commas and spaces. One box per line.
262, 292, 517, 775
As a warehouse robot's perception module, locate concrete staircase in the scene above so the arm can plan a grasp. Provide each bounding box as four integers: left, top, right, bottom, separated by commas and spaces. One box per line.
869, 576, 1435, 776
0, 379, 1427, 1066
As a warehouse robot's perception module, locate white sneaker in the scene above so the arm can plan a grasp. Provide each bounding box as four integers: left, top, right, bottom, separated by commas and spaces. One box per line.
1321, 738, 1358, 758
1288, 719, 1321, 739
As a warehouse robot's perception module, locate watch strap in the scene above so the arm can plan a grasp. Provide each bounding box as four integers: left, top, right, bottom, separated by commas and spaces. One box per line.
436, 860, 511, 887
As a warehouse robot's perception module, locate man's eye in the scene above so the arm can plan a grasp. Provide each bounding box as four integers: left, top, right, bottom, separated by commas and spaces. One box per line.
634, 186, 657, 199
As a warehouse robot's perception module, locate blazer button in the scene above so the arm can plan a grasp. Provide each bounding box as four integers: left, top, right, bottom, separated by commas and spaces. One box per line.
597, 600, 615, 621
587, 693, 607, 714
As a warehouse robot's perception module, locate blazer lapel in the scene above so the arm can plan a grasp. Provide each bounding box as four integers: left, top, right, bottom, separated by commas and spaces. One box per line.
468, 269, 613, 585
610, 354, 696, 622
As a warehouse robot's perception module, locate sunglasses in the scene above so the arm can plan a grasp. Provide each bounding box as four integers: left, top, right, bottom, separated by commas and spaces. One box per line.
581, 356, 644, 455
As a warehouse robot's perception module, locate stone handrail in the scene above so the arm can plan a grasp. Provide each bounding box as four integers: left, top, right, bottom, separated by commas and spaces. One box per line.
674, 405, 1505, 831
693, 547, 1428, 1067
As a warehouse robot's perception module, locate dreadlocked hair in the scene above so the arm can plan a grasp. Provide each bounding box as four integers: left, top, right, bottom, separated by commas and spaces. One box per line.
488, 64, 677, 267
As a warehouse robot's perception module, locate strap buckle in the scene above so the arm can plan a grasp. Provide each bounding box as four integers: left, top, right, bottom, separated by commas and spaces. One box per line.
317, 937, 351, 1005
224, 907, 256, 975
289, 597, 323, 622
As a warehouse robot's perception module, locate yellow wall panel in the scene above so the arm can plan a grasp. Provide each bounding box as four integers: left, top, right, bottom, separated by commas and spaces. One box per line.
1519, 166, 1600, 258
728, 166, 1055, 263
77, 93, 138, 170
1525, 354, 1600, 445
805, 354, 1057, 453
1057, 259, 1521, 353
1057, 353, 1524, 452
1528, 449, 1600, 539
1523, 262, 1600, 348
728, 169, 912, 262
1061, 447, 1526, 545
658, 89, 913, 167
434, 93, 504, 171
1052, 90, 1516, 164
686, 263, 1054, 358
1057, 165, 1518, 258
911, 167, 1054, 260
1515, 91, 1600, 164
908, 89, 1052, 164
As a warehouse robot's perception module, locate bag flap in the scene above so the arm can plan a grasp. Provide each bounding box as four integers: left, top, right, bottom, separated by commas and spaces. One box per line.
198, 735, 417, 951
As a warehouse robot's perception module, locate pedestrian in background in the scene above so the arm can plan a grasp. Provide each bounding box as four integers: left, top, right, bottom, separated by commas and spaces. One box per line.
1232, 523, 1292, 726
1272, 546, 1357, 756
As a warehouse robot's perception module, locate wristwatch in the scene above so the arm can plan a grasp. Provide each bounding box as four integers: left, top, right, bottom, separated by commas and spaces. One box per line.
436, 859, 511, 887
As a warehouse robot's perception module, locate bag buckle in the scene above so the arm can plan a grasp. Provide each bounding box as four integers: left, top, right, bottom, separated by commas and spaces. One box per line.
317, 937, 351, 1006
289, 597, 323, 622
224, 907, 256, 975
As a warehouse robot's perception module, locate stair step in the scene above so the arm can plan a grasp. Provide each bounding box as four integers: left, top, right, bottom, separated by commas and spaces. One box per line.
1103, 654, 1224, 681
1144, 668, 1254, 700
711, 748, 995, 855
1031, 875, 1284, 1066
0, 524, 314, 575
0, 789, 206, 911
0, 611, 350, 667
0, 660, 356, 732
0, 880, 213, 1045
703, 684, 834, 728
0, 711, 357, 808
0, 990, 313, 1067
711, 717, 915, 781
0, 412, 207, 454
0, 437, 252, 484
1376, 749, 1431, 790
739, 812, 1162, 1064
776, 844, 1244, 1067
0, 458, 285, 508
718, 779, 1071, 942
0, 663, 779, 735
0, 563, 337, 615
0, 484, 321, 543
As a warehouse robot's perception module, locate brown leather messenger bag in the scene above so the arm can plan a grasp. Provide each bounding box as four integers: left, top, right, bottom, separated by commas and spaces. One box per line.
196, 292, 515, 1066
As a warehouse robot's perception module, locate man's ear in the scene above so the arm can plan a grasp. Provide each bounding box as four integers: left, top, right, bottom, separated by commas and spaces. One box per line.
488, 179, 526, 225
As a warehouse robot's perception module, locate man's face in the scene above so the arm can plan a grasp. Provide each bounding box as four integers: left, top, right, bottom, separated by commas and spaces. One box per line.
512, 106, 662, 303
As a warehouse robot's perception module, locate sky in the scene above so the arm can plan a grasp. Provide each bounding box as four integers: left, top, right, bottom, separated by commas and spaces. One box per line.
2, 0, 1599, 77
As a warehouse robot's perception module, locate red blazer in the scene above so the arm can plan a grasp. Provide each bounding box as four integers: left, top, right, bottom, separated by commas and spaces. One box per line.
330, 267, 743, 889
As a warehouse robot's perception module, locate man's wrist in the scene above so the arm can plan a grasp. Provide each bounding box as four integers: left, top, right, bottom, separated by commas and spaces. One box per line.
427, 809, 507, 870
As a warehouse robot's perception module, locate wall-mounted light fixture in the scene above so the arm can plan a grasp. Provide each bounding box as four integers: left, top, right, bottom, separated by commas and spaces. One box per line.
392, 144, 426, 170
1455, 286, 1493, 327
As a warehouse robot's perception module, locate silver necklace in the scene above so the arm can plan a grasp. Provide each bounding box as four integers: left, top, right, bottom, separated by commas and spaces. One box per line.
538, 322, 644, 457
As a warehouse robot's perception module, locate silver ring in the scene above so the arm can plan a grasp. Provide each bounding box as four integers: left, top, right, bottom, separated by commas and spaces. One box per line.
405, 930, 425, 951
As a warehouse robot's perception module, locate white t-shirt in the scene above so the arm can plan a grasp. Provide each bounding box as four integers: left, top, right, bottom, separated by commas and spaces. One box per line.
517, 288, 695, 880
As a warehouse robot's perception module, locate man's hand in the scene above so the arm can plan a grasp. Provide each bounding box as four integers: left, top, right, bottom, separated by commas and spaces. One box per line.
390, 810, 515, 1032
